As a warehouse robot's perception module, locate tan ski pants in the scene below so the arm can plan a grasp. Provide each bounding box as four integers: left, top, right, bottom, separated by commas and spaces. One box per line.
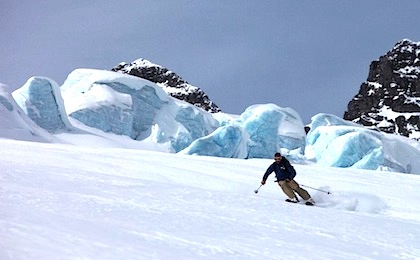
278, 180, 310, 200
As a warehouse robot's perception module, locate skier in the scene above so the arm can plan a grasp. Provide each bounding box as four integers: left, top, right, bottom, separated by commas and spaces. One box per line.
261, 152, 315, 205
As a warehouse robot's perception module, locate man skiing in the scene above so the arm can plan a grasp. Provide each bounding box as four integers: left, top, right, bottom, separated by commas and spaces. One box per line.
261, 152, 315, 205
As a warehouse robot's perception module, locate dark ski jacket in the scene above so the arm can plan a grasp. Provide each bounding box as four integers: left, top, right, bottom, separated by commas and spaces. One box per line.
262, 158, 296, 182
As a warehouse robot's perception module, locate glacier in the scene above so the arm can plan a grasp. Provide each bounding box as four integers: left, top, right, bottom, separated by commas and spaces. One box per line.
0, 84, 56, 142
60, 69, 219, 152
238, 104, 306, 159
12, 77, 72, 132
182, 104, 307, 159
181, 125, 249, 158
306, 114, 420, 173
59, 69, 306, 158
5, 69, 420, 174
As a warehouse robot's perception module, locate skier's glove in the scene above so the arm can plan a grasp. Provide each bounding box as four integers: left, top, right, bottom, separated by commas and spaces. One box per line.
261, 180, 266, 185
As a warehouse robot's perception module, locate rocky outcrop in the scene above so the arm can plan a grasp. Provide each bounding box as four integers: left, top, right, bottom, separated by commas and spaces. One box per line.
111, 59, 221, 113
344, 39, 420, 141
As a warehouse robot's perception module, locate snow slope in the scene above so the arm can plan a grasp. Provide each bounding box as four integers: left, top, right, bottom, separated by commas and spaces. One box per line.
1, 138, 420, 259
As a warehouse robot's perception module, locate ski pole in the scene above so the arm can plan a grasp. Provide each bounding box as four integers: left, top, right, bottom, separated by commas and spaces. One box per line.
301, 184, 331, 194
254, 184, 263, 194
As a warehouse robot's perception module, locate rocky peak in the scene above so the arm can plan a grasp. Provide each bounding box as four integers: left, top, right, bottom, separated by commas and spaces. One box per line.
344, 39, 420, 141
111, 59, 221, 113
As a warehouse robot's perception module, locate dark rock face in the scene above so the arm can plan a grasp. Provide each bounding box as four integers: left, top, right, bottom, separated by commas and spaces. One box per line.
344, 39, 420, 141
111, 59, 221, 113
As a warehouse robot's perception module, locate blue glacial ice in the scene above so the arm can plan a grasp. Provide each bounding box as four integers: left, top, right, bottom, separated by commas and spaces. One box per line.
182, 103, 307, 159
181, 125, 248, 158
60, 69, 219, 152
12, 77, 72, 132
306, 114, 420, 173
0, 84, 55, 142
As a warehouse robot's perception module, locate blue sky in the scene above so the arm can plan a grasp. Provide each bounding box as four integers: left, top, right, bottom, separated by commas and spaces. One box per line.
1, 1, 419, 123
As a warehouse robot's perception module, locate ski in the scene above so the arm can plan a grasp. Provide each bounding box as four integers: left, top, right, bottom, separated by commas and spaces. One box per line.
285, 199, 315, 206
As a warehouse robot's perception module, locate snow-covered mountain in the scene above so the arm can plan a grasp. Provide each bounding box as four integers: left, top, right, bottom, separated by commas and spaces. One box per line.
344, 39, 420, 141
112, 58, 221, 113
